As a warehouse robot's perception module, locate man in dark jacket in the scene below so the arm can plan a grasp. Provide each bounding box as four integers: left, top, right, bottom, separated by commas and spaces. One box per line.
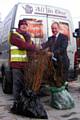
42, 22, 70, 85
10, 19, 37, 112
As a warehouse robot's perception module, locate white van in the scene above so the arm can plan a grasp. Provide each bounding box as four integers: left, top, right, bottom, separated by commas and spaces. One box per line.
0, 3, 77, 93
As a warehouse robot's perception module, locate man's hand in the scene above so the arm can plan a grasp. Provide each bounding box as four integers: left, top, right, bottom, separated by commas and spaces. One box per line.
35, 44, 42, 50
47, 51, 53, 57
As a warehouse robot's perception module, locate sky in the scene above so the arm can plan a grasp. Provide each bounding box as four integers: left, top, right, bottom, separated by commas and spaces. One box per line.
0, 0, 80, 29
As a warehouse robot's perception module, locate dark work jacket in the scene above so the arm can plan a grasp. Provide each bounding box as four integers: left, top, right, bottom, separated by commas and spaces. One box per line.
42, 33, 70, 69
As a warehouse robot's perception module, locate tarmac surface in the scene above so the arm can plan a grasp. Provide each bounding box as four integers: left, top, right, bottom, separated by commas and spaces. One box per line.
0, 75, 80, 120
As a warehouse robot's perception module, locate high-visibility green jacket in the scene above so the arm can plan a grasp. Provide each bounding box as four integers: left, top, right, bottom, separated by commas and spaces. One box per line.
10, 31, 28, 62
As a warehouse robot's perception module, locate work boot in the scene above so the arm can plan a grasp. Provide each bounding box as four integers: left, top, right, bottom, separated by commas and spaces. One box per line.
38, 84, 50, 97
10, 102, 17, 114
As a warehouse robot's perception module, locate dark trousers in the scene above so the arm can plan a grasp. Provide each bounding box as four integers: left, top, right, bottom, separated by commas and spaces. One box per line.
63, 66, 69, 82
12, 69, 25, 102
52, 58, 69, 83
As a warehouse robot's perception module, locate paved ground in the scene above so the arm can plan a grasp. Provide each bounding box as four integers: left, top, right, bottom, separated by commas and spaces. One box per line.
0, 76, 80, 120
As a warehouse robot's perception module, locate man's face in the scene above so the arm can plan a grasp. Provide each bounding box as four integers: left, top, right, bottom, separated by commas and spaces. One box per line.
19, 24, 28, 32
51, 23, 59, 36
